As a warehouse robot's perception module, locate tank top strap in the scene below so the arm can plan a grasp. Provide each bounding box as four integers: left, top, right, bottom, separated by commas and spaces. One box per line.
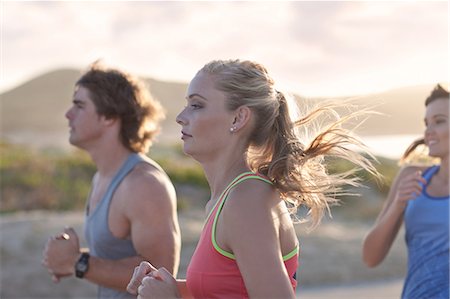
205, 172, 272, 223
422, 165, 439, 182
219, 172, 273, 208
107, 153, 144, 195
87, 153, 144, 217
211, 172, 273, 259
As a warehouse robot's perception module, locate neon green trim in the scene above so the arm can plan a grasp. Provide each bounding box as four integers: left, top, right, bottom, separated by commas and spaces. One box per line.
212, 173, 273, 260
282, 245, 299, 261
204, 172, 256, 225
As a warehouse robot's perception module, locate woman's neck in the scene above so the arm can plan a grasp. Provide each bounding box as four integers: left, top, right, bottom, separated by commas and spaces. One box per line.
437, 156, 449, 181
201, 154, 250, 201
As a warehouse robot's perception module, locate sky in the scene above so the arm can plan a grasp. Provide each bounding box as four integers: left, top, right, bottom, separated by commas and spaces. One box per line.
1, 1, 448, 97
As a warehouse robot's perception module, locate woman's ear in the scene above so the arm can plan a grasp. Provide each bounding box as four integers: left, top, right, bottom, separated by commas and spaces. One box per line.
230, 106, 252, 132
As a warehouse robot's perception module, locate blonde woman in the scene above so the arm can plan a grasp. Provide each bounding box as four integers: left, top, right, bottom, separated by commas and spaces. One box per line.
128, 59, 376, 298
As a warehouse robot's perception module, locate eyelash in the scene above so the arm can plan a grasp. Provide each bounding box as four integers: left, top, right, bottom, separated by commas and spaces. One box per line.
425, 119, 446, 127
190, 104, 202, 109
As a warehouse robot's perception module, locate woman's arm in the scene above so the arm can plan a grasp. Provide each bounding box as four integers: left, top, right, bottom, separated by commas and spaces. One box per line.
127, 263, 190, 298
220, 180, 297, 299
362, 166, 426, 267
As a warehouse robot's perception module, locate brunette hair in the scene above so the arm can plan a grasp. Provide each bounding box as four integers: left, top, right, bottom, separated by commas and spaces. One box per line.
401, 84, 449, 161
76, 62, 164, 153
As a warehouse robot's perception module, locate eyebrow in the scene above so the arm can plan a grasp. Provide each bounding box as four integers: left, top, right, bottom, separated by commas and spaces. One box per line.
186, 93, 208, 101
424, 114, 448, 121
431, 114, 448, 118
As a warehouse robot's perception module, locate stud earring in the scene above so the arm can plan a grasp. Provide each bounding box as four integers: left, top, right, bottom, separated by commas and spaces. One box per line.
230, 126, 236, 133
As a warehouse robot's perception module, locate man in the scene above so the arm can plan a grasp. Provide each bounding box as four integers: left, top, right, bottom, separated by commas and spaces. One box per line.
42, 62, 181, 298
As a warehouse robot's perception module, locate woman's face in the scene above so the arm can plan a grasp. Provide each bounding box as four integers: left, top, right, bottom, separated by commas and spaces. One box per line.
424, 98, 449, 159
176, 71, 235, 160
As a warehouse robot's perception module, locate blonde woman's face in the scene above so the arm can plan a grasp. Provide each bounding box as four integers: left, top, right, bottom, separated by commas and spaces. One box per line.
424, 98, 449, 159
176, 72, 235, 160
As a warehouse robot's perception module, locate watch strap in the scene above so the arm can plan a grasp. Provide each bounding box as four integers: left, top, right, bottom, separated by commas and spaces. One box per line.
75, 252, 90, 278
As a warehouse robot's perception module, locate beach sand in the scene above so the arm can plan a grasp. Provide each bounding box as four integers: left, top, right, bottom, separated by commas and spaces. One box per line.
299, 279, 403, 298
1, 210, 406, 298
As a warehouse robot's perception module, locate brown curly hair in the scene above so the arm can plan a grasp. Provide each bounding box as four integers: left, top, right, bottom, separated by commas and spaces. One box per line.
76, 62, 164, 153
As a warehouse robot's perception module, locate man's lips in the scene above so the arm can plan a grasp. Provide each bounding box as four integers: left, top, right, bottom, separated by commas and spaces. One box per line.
181, 131, 192, 138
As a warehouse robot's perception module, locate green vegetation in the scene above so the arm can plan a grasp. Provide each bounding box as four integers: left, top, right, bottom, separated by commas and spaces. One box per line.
1, 142, 95, 212
0, 142, 208, 213
1, 142, 400, 220
151, 144, 208, 189
326, 155, 399, 196
324, 155, 401, 221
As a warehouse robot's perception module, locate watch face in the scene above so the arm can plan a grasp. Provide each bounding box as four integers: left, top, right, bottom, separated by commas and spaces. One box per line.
75, 253, 89, 278
77, 263, 88, 272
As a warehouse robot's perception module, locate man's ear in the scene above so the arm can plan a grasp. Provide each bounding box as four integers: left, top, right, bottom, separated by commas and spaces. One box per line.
101, 115, 117, 127
231, 106, 252, 132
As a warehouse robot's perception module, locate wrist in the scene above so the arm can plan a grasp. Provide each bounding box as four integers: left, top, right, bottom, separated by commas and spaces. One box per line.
393, 199, 407, 210
75, 252, 90, 279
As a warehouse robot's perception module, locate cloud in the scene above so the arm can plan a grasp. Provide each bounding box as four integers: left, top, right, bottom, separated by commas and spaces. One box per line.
1, 1, 448, 97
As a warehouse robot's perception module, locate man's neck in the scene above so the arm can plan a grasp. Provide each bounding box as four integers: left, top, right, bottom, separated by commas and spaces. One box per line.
88, 142, 133, 178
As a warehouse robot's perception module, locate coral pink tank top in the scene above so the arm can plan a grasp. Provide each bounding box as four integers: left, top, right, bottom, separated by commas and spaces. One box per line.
186, 172, 299, 298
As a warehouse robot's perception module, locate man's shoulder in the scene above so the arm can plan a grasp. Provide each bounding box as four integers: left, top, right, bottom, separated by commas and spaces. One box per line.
117, 159, 175, 205
126, 159, 170, 186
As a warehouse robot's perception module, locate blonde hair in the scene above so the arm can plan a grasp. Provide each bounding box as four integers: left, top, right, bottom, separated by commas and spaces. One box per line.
201, 59, 378, 228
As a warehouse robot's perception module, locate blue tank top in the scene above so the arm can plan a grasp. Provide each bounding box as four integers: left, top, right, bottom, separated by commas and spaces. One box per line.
85, 153, 160, 298
402, 165, 449, 299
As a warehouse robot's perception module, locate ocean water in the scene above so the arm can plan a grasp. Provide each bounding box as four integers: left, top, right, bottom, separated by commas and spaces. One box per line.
362, 134, 421, 160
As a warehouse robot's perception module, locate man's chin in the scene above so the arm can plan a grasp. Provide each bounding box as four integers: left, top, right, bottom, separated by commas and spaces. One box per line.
68, 138, 80, 148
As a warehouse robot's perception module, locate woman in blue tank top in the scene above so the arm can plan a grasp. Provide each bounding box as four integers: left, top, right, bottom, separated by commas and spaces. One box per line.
363, 84, 449, 299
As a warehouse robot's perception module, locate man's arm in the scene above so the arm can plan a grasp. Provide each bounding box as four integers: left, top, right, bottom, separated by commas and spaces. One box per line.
81, 164, 181, 291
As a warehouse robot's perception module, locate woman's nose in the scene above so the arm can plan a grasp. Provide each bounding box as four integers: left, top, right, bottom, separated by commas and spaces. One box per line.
424, 124, 433, 134
176, 110, 186, 126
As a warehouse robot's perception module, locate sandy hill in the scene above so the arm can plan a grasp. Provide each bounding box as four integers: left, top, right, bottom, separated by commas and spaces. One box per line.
353, 84, 432, 136
0, 68, 433, 150
0, 68, 188, 150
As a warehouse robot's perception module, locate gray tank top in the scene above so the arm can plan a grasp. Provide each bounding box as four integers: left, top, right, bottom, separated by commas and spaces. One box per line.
84, 153, 162, 298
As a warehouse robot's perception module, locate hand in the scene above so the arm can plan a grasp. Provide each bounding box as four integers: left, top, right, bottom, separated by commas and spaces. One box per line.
127, 261, 157, 295
137, 268, 180, 299
394, 171, 427, 206
42, 227, 81, 282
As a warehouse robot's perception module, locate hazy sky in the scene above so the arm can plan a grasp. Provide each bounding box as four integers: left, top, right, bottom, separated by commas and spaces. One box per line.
1, 1, 448, 97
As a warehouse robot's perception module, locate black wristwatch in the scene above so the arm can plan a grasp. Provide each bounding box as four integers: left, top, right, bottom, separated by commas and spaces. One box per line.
75, 252, 90, 278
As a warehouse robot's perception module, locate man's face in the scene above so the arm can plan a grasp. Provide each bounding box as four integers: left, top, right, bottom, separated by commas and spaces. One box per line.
65, 85, 105, 150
